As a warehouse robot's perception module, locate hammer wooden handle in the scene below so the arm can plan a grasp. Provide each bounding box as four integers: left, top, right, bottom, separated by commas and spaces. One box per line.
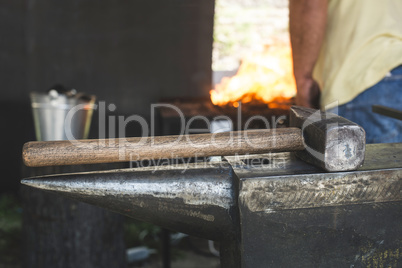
23, 128, 304, 167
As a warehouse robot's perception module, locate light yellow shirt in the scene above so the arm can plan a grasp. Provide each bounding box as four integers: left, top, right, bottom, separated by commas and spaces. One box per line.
313, 0, 402, 109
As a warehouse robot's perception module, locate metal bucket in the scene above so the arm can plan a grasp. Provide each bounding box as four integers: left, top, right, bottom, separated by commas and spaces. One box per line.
30, 89, 96, 141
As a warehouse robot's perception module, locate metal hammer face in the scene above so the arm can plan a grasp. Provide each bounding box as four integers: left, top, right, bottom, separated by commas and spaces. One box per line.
290, 106, 366, 172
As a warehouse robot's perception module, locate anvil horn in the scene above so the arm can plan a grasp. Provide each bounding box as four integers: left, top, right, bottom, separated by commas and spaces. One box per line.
21, 163, 238, 241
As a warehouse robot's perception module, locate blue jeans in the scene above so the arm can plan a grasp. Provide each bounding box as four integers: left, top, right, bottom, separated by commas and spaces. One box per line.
328, 65, 402, 144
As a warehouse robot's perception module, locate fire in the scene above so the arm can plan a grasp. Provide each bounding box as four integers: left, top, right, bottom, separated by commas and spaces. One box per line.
210, 43, 296, 108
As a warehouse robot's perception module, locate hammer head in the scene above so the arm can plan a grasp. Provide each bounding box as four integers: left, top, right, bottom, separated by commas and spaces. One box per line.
289, 106, 365, 172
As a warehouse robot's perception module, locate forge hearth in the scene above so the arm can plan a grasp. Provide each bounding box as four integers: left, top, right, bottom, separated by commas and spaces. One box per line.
158, 96, 294, 135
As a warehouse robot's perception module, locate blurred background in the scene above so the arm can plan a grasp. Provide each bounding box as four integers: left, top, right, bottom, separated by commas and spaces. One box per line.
0, 0, 290, 267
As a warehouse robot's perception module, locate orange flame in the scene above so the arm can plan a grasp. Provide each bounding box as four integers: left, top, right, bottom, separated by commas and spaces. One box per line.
210, 43, 296, 108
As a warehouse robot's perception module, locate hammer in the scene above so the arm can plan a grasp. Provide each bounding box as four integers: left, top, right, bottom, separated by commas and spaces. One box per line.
22, 106, 366, 172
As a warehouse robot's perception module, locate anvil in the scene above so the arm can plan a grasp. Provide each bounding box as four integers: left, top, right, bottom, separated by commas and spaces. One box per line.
22, 143, 402, 267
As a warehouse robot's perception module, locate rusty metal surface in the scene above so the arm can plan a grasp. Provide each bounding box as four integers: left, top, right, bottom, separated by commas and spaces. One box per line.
239, 169, 401, 212
227, 145, 402, 211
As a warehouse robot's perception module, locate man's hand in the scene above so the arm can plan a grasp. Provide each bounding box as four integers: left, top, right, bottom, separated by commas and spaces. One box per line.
295, 78, 321, 109
289, 0, 327, 109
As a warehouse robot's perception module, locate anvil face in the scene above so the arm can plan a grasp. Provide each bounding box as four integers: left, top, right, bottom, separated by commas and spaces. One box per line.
22, 143, 402, 267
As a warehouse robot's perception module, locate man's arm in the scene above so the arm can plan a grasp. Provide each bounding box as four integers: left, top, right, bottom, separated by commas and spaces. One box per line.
289, 0, 328, 108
